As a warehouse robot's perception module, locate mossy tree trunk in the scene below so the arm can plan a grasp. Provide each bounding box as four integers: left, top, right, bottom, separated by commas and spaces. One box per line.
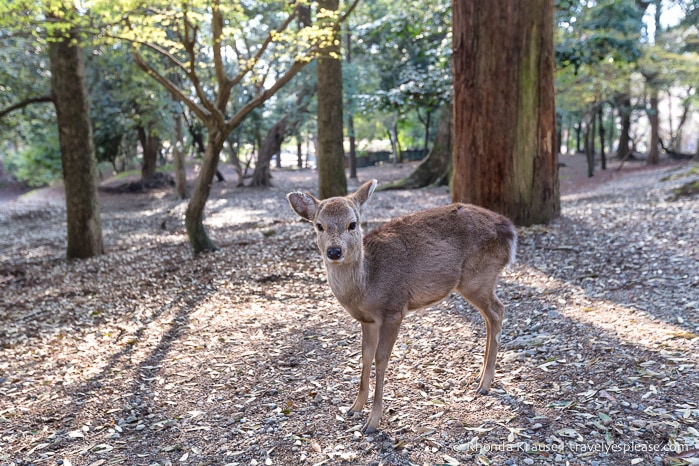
451, 0, 559, 226
49, 25, 104, 259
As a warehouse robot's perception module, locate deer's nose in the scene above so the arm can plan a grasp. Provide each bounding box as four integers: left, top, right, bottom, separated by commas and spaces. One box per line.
326, 247, 342, 261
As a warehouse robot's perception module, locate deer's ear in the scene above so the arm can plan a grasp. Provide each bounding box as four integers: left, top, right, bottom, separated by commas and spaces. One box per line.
351, 179, 377, 209
287, 191, 319, 221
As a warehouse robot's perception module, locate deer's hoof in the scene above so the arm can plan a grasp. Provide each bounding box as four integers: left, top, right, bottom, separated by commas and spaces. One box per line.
361, 421, 377, 434
476, 386, 490, 396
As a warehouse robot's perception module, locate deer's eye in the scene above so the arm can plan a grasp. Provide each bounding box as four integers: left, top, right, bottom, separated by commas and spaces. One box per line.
316, 223, 324, 232
348, 221, 357, 231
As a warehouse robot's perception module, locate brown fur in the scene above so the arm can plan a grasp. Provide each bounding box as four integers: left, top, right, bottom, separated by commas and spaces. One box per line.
287, 180, 516, 433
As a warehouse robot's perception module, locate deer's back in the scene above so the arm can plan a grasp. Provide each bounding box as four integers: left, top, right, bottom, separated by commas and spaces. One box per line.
362, 204, 514, 310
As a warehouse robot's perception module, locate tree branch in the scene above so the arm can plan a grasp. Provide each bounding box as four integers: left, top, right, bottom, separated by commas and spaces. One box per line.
339, 0, 361, 25
225, 60, 307, 133
0, 96, 54, 119
132, 52, 210, 123
229, 4, 299, 88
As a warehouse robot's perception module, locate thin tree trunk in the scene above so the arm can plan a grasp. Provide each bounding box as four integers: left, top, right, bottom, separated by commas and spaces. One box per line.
48, 24, 103, 259
584, 116, 594, 177
317, 0, 347, 198
598, 105, 606, 170
345, 22, 358, 180
616, 94, 632, 160
556, 112, 563, 155
451, 0, 559, 225
647, 87, 660, 165
575, 120, 582, 153
173, 109, 188, 199
297, 138, 303, 168
185, 128, 224, 252
348, 114, 357, 179
388, 113, 402, 165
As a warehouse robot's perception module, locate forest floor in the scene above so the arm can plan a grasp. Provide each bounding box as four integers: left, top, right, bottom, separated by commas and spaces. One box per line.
1, 154, 698, 466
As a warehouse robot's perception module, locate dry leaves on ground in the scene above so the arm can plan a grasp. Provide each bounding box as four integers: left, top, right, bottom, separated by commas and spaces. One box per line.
1, 157, 698, 466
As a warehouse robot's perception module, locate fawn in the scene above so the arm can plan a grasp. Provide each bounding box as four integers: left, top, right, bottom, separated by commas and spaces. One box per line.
287, 180, 516, 433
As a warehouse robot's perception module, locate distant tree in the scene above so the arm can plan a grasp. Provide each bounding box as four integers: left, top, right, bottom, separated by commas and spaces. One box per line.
452, 0, 559, 225
379, 104, 452, 190
109, 0, 358, 251
87, 45, 173, 180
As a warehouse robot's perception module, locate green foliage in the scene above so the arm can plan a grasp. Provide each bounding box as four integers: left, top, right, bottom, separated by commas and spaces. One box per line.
346, 0, 450, 150
555, 0, 644, 73
4, 129, 62, 186
87, 45, 174, 168
353, 0, 451, 113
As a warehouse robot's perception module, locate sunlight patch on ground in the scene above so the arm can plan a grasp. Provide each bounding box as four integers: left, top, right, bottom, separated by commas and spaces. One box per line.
517, 265, 698, 354
208, 205, 269, 227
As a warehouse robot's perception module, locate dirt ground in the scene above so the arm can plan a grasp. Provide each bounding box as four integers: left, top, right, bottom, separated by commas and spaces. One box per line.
1, 154, 698, 466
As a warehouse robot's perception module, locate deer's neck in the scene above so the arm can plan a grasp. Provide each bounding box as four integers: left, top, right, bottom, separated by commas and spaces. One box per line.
325, 254, 367, 310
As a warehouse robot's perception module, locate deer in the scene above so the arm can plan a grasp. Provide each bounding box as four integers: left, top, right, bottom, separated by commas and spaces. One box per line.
287, 179, 517, 433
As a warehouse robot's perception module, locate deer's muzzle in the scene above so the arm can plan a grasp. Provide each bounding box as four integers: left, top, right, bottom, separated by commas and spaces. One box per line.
326, 247, 342, 261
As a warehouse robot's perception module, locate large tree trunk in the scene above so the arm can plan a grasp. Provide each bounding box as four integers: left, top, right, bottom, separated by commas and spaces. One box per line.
451, 0, 559, 225
250, 117, 287, 187
185, 128, 224, 252
316, 0, 347, 199
48, 27, 104, 259
380, 105, 452, 190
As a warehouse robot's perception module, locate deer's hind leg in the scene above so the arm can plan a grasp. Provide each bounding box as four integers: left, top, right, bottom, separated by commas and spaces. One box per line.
457, 268, 505, 395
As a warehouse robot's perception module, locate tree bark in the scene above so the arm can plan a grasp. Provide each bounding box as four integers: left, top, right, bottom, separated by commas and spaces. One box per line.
185, 128, 224, 253
173, 108, 188, 199
379, 105, 452, 190
344, 22, 357, 180
48, 26, 104, 259
647, 87, 660, 165
250, 117, 288, 187
598, 105, 606, 170
584, 115, 594, 177
419, 109, 433, 153
316, 0, 347, 199
616, 95, 632, 160
137, 125, 160, 180
575, 120, 582, 153
297, 139, 304, 168
451, 0, 559, 225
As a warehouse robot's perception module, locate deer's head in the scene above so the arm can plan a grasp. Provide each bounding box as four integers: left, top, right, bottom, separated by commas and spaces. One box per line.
287, 180, 377, 264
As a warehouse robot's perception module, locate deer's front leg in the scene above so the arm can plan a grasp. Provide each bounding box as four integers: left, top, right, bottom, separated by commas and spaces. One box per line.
349, 322, 379, 415
363, 313, 403, 433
